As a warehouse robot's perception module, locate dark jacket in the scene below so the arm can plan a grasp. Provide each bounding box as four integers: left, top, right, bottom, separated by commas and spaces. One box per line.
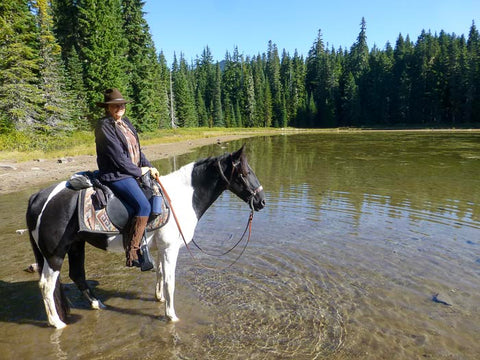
95, 116, 151, 182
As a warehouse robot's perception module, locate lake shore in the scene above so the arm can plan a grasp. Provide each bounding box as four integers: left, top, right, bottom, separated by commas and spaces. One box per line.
1, 127, 478, 195
0, 131, 275, 194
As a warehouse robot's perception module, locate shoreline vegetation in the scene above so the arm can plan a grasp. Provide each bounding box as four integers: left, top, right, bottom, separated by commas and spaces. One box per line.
2, 126, 479, 162
0, 127, 478, 195
0, 127, 289, 194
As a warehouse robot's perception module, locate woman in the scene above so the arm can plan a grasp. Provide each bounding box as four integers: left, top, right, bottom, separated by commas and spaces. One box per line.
95, 88, 158, 269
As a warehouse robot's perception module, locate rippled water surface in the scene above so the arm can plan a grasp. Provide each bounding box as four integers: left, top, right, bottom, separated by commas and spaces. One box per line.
1, 131, 479, 359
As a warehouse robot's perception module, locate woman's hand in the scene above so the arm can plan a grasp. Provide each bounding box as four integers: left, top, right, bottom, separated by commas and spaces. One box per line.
149, 167, 159, 178
141, 166, 159, 178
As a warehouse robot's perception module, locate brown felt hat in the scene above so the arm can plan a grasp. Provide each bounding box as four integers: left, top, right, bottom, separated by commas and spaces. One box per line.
96, 88, 132, 107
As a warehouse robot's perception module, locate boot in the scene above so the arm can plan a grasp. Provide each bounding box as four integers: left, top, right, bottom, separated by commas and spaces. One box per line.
125, 216, 149, 267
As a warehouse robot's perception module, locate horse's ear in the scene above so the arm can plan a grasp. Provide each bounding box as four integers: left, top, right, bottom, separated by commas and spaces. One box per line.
231, 144, 246, 161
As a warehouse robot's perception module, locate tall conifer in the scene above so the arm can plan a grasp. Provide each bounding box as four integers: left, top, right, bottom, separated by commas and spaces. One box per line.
122, 0, 165, 131
32, 0, 76, 130
76, 0, 128, 123
0, 0, 42, 131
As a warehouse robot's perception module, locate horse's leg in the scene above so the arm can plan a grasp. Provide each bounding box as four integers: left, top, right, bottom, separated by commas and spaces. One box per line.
161, 245, 180, 322
68, 240, 106, 310
39, 257, 68, 329
155, 249, 165, 303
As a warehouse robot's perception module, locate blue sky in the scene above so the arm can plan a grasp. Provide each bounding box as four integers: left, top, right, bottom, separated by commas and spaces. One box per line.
143, 0, 479, 65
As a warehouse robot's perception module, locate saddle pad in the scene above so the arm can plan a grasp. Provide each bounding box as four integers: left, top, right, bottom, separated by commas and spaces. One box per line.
78, 188, 170, 234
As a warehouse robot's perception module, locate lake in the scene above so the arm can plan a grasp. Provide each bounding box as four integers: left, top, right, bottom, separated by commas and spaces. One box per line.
0, 131, 479, 359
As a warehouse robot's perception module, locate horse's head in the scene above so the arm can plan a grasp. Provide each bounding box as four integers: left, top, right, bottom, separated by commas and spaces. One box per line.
218, 145, 266, 211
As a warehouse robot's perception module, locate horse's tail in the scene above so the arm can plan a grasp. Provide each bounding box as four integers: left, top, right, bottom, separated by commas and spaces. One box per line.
26, 190, 70, 323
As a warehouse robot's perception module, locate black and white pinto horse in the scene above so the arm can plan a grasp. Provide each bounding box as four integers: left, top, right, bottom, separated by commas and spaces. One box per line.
26, 146, 265, 329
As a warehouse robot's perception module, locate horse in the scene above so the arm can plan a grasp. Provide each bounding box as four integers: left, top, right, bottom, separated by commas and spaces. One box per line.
26, 145, 265, 329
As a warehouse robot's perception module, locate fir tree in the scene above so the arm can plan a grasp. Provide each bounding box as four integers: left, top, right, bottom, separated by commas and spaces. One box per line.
122, 0, 165, 131
157, 52, 172, 128
466, 21, 480, 122
76, 0, 128, 123
243, 65, 256, 127
0, 0, 43, 131
32, 0, 76, 130
267, 41, 285, 127
212, 63, 224, 127
172, 55, 197, 127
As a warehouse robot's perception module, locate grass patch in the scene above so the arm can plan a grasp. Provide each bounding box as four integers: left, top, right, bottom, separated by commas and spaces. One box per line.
0, 127, 287, 162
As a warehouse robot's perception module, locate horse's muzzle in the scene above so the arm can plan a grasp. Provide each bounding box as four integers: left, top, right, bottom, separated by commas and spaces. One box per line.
250, 186, 266, 211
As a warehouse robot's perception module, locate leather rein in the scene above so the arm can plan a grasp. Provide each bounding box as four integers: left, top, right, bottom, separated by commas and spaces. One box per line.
154, 155, 262, 269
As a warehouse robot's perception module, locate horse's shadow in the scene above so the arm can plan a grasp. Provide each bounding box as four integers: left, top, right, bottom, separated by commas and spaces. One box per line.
0, 279, 160, 327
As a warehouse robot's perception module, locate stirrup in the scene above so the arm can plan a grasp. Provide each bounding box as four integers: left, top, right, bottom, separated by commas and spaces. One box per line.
138, 244, 154, 271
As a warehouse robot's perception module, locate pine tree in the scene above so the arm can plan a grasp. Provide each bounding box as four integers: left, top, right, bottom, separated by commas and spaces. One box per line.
172, 55, 197, 127
339, 71, 360, 126
0, 0, 43, 131
289, 50, 307, 126
251, 54, 266, 127
364, 45, 393, 125
391, 34, 414, 124
266, 41, 285, 127
51, 0, 78, 62
349, 17, 369, 80
195, 86, 209, 126
243, 64, 256, 127
157, 52, 172, 128
122, 0, 165, 131
76, 0, 128, 123
263, 80, 273, 127
466, 21, 480, 122
32, 0, 76, 130
222, 48, 243, 127
194, 47, 215, 126
212, 63, 224, 127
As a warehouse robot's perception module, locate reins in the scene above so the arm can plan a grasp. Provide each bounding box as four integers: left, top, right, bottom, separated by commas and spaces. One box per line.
154, 165, 257, 270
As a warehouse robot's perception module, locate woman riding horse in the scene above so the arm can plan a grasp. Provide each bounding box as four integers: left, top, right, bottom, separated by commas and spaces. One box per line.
95, 88, 158, 269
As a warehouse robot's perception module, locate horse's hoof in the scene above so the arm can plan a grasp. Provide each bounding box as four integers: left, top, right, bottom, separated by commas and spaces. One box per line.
167, 315, 179, 323
51, 321, 67, 329
155, 295, 165, 303
91, 299, 106, 310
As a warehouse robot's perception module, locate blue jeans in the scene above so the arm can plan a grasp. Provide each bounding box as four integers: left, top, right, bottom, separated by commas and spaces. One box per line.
107, 177, 151, 217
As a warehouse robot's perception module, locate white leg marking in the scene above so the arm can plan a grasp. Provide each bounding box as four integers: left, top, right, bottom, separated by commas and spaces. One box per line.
162, 246, 180, 322
91, 299, 106, 310
39, 259, 66, 329
155, 251, 165, 303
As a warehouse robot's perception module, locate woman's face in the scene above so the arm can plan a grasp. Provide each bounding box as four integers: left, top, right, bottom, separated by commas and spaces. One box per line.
107, 103, 126, 121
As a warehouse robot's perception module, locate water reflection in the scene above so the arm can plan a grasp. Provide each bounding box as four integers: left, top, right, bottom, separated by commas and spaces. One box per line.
188, 132, 480, 359
1, 132, 479, 359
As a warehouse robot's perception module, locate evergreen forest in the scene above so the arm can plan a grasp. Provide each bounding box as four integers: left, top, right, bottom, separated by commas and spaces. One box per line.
1, 0, 480, 136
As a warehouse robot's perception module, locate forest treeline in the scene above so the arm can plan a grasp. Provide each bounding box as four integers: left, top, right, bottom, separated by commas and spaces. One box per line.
1, 0, 479, 136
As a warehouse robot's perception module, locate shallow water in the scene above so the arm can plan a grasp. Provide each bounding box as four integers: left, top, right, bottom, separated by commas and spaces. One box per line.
1, 131, 479, 359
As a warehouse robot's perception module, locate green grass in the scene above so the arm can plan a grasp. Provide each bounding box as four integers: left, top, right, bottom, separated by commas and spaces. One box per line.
0, 127, 288, 162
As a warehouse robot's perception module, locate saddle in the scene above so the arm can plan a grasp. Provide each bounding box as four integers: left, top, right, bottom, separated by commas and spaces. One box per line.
68, 171, 170, 234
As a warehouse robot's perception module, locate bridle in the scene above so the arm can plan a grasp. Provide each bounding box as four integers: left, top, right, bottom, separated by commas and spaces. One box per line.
154, 154, 263, 270
216, 155, 263, 210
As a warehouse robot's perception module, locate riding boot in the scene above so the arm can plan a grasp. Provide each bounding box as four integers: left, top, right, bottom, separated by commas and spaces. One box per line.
125, 216, 149, 267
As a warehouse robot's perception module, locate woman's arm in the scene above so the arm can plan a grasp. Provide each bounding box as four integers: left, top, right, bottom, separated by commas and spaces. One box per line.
96, 119, 143, 178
